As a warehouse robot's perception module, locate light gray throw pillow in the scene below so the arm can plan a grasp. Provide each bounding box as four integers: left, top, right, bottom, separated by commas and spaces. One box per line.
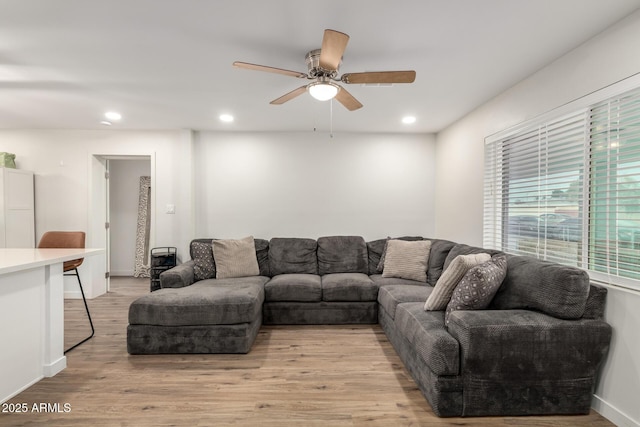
212, 236, 260, 279
424, 252, 491, 311
381, 239, 431, 282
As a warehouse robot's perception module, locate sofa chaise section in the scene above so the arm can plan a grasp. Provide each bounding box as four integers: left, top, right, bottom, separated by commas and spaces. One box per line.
127, 276, 268, 354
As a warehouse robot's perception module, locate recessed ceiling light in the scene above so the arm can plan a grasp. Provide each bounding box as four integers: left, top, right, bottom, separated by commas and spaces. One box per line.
105, 111, 122, 121
402, 116, 416, 124
219, 114, 234, 123
100, 120, 112, 126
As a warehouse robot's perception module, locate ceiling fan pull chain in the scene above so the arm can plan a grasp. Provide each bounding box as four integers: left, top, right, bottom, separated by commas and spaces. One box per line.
330, 98, 334, 138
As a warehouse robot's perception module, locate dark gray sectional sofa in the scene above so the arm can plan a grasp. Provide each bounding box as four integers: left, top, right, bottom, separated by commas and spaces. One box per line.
127, 235, 612, 417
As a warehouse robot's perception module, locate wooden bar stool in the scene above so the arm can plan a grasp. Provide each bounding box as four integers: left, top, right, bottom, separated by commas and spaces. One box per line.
38, 231, 94, 353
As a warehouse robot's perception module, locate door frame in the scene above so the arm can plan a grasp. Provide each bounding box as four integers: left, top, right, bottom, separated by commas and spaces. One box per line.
89, 153, 155, 292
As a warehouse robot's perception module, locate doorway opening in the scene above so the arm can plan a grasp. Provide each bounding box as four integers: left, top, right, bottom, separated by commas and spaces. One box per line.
90, 154, 154, 293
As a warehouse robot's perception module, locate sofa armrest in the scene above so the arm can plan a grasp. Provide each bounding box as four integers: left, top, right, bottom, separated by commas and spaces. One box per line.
447, 309, 612, 381
159, 260, 196, 289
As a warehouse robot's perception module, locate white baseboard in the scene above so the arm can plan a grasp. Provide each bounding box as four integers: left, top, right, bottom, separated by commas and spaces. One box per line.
64, 290, 82, 299
110, 270, 133, 276
593, 394, 640, 427
1, 375, 43, 404
43, 356, 67, 377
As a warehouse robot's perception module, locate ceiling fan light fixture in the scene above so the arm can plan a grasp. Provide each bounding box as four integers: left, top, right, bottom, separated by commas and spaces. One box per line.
308, 81, 339, 101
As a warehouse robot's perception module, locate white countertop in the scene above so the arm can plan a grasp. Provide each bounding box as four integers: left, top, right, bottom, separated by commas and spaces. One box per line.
0, 248, 104, 275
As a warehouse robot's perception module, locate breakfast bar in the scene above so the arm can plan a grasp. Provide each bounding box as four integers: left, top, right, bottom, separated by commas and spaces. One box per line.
0, 248, 103, 403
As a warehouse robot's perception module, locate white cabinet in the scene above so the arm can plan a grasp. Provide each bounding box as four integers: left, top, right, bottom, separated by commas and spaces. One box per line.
0, 168, 35, 248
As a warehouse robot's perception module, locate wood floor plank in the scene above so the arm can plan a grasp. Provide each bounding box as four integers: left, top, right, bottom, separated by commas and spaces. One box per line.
0, 277, 614, 426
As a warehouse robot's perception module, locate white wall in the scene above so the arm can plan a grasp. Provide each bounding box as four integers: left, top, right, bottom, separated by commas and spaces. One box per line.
0, 129, 433, 292
194, 131, 436, 241
109, 159, 151, 276
0, 129, 193, 297
435, 10, 640, 427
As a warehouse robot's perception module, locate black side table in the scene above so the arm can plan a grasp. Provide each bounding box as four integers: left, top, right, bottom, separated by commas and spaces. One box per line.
150, 247, 177, 292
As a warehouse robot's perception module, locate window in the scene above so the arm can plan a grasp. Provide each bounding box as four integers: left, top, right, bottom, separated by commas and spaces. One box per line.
484, 85, 640, 291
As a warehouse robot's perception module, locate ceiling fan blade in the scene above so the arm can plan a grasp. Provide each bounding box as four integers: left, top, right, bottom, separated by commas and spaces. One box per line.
233, 61, 307, 78
341, 70, 416, 84
335, 86, 363, 111
270, 85, 308, 105
319, 29, 349, 71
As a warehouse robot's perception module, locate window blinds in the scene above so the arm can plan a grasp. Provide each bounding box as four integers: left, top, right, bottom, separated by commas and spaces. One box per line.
484, 85, 640, 291
589, 88, 640, 286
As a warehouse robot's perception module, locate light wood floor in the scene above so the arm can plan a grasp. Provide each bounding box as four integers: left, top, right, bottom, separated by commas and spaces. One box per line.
1, 277, 613, 426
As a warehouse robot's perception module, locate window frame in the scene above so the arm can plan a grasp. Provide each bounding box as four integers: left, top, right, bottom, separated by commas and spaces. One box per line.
484, 73, 640, 293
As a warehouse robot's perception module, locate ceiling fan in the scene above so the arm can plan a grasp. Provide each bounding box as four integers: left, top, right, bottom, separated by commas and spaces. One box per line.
233, 29, 416, 111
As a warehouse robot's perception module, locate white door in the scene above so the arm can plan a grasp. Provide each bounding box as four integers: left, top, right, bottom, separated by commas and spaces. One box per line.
89, 155, 109, 294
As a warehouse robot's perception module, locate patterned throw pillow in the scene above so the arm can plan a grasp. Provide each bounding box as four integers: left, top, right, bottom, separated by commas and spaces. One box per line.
424, 253, 491, 311
212, 236, 260, 279
444, 254, 508, 325
192, 241, 216, 281
381, 239, 431, 282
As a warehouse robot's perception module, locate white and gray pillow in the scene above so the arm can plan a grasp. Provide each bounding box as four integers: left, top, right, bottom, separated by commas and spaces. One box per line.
424, 253, 491, 311
212, 236, 260, 279
444, 254, 508, 325
381, 239, 431, 282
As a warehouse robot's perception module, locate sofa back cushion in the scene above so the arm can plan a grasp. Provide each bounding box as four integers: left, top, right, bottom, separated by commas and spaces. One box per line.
489, 255, 590, 319
317, 236, 368, 275
190, 238, 270, 278
443, 243, 502, 271
426, 239, 457, 286
366, 239, 387, 275
269, 237, 318, 275
582, 285, 608, 320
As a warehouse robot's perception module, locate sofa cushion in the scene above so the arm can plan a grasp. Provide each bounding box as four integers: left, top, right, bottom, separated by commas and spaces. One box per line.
128, 277, 268, 326
445, 254, 507, 325
427, 239, 457, 286
443, 243, 502, 271
264, 274, 322, 302
254, 239, 271, 277
382, 239, 431, 282
212, 236, 260, 279
378, 284, 432, 319
425, 252, 491, 311
370, 274, 429, 288
317, 236, 368, 275
322, 273, 378, 302
367, 238, 387, 275
490, 255, 590, 320
192, 241, 216, 281
582, 285, 608, 320
268, 237, 318, 275
394, 302, 460, 376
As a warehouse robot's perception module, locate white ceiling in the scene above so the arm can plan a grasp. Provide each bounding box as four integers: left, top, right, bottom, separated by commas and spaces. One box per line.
1, 0, 639, 134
